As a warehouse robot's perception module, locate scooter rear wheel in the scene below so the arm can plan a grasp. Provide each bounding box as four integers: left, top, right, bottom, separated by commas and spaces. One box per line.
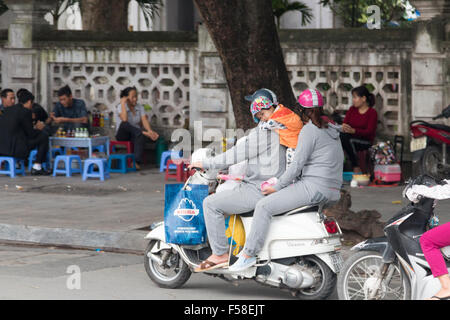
144, 240, 192, 289
295, 255, 337, 300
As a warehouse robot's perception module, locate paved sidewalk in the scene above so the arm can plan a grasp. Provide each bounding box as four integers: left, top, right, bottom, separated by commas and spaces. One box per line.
0, 167, 171, 252
0, 168, 449, 253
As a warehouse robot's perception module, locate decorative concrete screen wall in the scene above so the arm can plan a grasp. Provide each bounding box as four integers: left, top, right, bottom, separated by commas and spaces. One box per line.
287, 65, 402, 135
0, 21, 448, 144
48, 62, 190, 130
281, 28, 414, 137
32, 31, 197, 140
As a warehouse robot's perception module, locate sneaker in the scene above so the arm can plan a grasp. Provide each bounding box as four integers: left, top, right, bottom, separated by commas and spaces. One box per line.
228, 254, 257, 272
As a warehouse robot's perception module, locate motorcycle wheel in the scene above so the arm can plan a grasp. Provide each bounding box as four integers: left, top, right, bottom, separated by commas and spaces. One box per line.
144, 240, 192, 289
420, 145, 445, 179
337, 251, 411, 300
295, 255, 337, 300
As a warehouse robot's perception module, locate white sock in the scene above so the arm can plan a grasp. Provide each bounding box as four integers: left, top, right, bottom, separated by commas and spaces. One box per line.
33, 163, 42, 170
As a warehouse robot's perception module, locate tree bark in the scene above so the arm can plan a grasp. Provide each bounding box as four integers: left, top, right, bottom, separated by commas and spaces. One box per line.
194, 0, 296, 130
80, 0, 129, 31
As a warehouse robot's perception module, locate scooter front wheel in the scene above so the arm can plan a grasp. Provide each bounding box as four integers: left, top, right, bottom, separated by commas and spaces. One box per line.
337, 251, 411, 300
144, 240, 192, 289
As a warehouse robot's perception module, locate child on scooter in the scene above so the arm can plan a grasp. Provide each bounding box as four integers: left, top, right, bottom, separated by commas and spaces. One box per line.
218, 96, 303, 193
251, 96, 303, 169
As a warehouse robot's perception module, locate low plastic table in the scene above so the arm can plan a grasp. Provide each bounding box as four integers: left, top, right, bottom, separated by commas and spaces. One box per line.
49, 136, 110, 163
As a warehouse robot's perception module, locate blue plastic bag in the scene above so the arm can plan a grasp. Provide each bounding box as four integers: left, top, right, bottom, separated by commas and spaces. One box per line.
164, 183, 209, 245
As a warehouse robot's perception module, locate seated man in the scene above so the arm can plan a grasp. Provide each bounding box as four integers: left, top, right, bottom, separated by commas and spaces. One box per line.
51, 85, 88, 132
0, 88, 16, 112
0, 90, 50, 175
17, 88, 52, 136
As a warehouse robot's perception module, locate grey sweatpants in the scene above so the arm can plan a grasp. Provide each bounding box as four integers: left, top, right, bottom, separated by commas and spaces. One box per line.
204, 178, 340, 257
243, 179, 339, 256
203, 182, 264, 256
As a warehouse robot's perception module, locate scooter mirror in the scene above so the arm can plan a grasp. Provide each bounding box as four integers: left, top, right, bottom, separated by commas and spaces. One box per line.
441, 105, 450, 118
432, 105, 450, 120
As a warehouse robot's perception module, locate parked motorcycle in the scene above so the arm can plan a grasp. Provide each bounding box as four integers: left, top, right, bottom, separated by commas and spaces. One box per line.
143, 149, 344, 300
410, 105, 450, 179
337, 175, 450, 300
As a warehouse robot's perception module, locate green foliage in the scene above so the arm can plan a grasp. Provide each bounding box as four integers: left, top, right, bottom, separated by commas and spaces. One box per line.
272, 0, 313, 28
0, 0, 162, 29
135, 0, 163, 28
320, 0, 412, 28
0, 0, 7, 16
49, 0, 78, 26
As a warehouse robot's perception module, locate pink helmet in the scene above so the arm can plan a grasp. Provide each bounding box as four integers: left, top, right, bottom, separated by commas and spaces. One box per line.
297, 89, 324, 108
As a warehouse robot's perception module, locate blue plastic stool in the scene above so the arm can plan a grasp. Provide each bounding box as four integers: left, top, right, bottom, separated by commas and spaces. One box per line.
61, 147, 79, 155
159, 150, 182, 172
0, 157, 26, 178
28, 149, 50, 172
107, 154, 136, 173
52, 147, 63, 158
343, 172, 354, 182
83, 158, 109, 181
93, 145, 105, 153
53, 155, 82, 177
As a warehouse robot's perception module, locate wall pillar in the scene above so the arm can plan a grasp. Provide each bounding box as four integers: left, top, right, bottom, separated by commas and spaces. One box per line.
189, 24, 234, 143
3, 0, 53, 100
411, 20, 447, 120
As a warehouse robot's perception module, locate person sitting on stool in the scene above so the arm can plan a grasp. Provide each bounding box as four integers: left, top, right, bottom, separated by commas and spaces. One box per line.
50, 85, 89, 132
114, 86, 159, 170
340, 86, 378, 173
0, 90, 50, 175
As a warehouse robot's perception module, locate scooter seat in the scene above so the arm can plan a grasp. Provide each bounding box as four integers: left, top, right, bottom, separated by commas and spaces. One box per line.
238, 205, 319, 218
428, 123, 450, 132
414, 121, 450, 132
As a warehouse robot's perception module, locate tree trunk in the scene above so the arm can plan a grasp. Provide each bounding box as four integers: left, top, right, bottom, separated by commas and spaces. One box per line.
194, 0, 296, 130
80, 0, 129, 31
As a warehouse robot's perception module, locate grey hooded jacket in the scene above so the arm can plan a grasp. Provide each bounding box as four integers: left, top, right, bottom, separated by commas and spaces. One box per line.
273, 120, 344, 191
202, 128, 287, 187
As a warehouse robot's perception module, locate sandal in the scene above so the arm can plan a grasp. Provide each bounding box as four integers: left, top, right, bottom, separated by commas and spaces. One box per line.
430, 295, 450, 300
194, 259, 228, 273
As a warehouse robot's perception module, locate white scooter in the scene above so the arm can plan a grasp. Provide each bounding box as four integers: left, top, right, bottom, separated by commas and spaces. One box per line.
144, 149, 344, 300
337, 175, 450, 300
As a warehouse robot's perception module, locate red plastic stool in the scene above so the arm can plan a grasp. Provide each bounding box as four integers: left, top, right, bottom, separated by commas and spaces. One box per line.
165, 159, 186, 182
110, 141, 134, 154
110, 140, 148, 165
110, 141, 134, 167
181, 159, 194, 182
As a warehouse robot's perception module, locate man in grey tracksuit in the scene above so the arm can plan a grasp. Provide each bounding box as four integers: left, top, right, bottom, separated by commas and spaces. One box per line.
200, 128, 287, 263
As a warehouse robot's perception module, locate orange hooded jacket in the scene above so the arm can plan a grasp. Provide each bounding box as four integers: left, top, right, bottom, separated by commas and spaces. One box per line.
270, 104, 303, 149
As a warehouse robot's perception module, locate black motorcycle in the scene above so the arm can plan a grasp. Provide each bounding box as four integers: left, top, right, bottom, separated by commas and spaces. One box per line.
337, 175, 450, 300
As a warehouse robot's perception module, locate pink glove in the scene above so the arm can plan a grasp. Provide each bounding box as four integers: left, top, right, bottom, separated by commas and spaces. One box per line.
261, 177, 278, 191
217, 174, 243, 181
